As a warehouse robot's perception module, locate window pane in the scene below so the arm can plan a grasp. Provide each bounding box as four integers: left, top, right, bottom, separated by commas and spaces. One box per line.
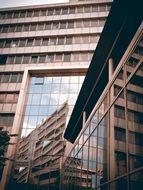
19, 39, 26, 47
7, 56, 15, 64
27, 39, 33, 46
10, 74, 18, 83
34, 39, 41, 46
42, 38, 49, 46
23, 56, 30, 64
15, 56, 22, 64
39, 55, 46, 63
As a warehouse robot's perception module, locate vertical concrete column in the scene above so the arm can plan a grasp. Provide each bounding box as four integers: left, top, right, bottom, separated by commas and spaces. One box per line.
82, 111, 86, 128
0, 69, 30, 190
108, 58, 116, 190
108, 58, 114, 81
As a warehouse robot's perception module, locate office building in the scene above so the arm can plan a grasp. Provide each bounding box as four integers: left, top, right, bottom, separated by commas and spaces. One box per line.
0, 0, 111, 189
63, 0, 143, 189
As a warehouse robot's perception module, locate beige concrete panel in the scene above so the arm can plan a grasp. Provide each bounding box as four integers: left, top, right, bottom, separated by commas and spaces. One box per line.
80, 44, 90, 51
11, 104, 17, 112
48, 45, 56, 52
55, 45, 65, 52
0, 104, 3, 112
89, 43, 97, 50
82, 27, 90, 34
73, 28, 82, 34
2, 104, 12, 112
12, 64, 23, 71
0, 83, 8, 91
63, 44, 72, 51
39, 46, 49, 53
72, 44, 81, 51
0, 65, 5, 71
98, 12, 109, 17
32, 46, 41, 53
7, 83, 16, 91
16, 83, 22, 91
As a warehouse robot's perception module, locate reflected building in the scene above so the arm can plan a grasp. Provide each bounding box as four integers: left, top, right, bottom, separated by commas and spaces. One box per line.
15, 103, 68, 189
63, 0, 143, 190
0, 0, 112, 189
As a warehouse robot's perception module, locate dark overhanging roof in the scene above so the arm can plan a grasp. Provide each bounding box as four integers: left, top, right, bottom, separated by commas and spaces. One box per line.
64, 0, 143, 143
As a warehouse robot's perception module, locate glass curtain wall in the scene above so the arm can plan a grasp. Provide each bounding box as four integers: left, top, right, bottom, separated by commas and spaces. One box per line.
61, 32, 143, 190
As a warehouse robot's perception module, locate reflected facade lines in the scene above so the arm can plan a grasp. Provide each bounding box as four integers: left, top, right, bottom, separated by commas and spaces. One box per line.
62, 29, 143, 190
21, 75, 85, 137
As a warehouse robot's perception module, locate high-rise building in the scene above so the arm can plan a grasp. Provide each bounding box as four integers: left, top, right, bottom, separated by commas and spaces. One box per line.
0, 0, 112, 189
63, 0, 143, 190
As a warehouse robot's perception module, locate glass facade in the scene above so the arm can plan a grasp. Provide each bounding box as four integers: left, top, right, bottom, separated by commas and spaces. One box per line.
21, 75, 84, 137
61, 30, 143, 190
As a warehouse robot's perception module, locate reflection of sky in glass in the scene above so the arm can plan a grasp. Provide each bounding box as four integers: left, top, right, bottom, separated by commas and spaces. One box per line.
22, 75, 85, 137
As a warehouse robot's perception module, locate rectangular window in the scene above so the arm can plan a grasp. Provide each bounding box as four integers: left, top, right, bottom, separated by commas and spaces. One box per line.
20, 11, 26, 18
84, 6, 91, 13
62, 8, 68, 15
0, 114, 14, 126
33, 10, 40, 17
67, 21, 74, 28
23, 56, 30, 64
7, 56, 15, 65
99, 19, 106, 27
5, 40, 11, 48
10, 73, 18, 83
77, 6, 83, 13
30, 24, 37, 31
69, 7, 75, 14
49, 38, 56, 45
39, 55, 46, 63
2, 73, 10, 83
9, 25, 15, 32
31, 56, 38, 63
83, 20, 90, 27
34, 38, 41, 46
42, 38, 49, 46
82, 36, 89, 43
45, 23, 51, 30
23, 24, 29, 32
76, 20, 83, 28
2, 25, 9, 33
19, 39, 26, 47
53, 22, 59, 29
99, 4, 106, 12
18, 73, 23, 83
73, 36, 81, 44
37, 23, 44, 30
92, 5, 98, 12
15, 56, 22, 64
91, 19, 98, 27
66, 37, 72, 44
27, 10, 33, 17
57, 37, 65, 45
13, 11, 19, 18
0, 55, 7, 65
64, 53, 71, 62
55, 8, 61, 15
27, 39, 33, 46
7, 12, 13, 19
55, 53, 63, 62
47, 54, 54, 62
60, 22, 67, 29
0, 40, 5, 48
11, 40, 19, 47
40, 10, 47, 16
15, 25, 22, 32
47, 9, 53, 16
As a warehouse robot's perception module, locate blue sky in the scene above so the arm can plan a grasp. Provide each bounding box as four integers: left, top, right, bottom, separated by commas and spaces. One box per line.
0, 0, 69, 8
